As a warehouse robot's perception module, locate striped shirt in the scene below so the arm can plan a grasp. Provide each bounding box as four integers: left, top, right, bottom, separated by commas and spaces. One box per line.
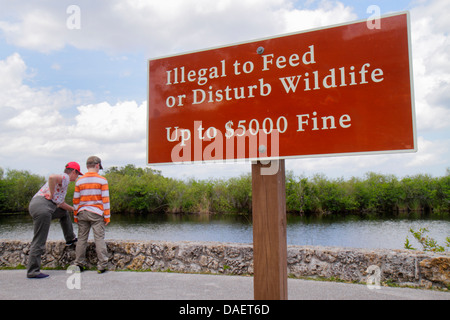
73, 172, 111, 223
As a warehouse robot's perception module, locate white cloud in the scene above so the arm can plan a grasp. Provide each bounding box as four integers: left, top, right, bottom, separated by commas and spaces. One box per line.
405, 136, 449, 168
0, 0, 357, 56
72, 101, 146, 143
0, 53, 27, 91
0, 8, 66, 53
0, 53, 146, 174
279, 0, 357, 32
282, 135, 449, 179
410, 0, 450, 131
0, 54, 69, 135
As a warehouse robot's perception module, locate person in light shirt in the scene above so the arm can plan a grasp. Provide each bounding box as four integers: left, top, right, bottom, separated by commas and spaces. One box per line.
27, 162, 82, 279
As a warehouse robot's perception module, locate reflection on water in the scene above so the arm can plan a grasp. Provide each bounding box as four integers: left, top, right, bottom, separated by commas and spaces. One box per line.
0, 213, 448, 250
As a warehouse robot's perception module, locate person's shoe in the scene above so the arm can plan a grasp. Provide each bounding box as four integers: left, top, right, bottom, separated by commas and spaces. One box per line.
97, 269, 107, 274
69, 265, 85, 272
66, 237, 78, 246
27, 273, 49, 279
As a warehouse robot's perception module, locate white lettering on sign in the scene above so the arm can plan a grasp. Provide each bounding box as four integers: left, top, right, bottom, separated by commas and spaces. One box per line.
166, 60, 227, 86
160, 44, 379, 146
279, 64, 384, 93
162, 45, 384, 109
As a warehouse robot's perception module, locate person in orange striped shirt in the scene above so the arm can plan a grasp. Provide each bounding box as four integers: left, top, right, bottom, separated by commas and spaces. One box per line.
72, 156, 110, 273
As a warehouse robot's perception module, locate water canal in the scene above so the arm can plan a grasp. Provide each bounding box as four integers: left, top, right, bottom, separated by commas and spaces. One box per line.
1, 213, 448, 250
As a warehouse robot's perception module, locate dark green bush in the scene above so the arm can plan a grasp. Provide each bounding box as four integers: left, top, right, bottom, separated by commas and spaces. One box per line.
1, 165, 448, 216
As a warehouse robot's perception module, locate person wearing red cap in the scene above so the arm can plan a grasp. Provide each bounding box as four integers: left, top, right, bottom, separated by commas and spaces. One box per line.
26, 162, 83, 279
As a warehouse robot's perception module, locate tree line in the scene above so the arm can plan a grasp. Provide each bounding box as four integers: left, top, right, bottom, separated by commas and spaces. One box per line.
0, 165, 448, 216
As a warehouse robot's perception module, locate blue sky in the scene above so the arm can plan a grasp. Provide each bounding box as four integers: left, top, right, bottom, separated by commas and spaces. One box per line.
0, 0, 449, 180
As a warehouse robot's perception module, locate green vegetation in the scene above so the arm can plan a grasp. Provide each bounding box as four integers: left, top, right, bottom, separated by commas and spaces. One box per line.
0, 167, 45, 213
106, 165, 252, 214
404, 228, 450, 252
286, 170, 449, 216
0, 164, 448, 217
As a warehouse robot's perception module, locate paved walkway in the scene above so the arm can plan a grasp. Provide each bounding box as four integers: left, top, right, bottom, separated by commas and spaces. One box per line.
0, 270, 448, 300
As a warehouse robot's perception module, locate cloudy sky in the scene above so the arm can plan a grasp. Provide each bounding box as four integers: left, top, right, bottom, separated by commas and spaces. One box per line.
0, 0, 448, 180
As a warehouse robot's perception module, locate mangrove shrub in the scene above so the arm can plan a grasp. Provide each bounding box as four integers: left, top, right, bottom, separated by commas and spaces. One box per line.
0, 165, 448, 216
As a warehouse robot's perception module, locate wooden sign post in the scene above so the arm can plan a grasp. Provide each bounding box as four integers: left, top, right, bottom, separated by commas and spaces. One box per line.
252, 160, 288, 300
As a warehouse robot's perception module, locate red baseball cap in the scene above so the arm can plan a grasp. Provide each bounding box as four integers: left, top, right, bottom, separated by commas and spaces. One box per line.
66, 162, 83, 175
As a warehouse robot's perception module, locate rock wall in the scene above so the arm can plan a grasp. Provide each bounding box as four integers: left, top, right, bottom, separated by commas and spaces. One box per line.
0, 240, 448, 289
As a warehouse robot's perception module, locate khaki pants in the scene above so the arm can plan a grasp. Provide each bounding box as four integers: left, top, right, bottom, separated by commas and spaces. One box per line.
74, 210, 108, 270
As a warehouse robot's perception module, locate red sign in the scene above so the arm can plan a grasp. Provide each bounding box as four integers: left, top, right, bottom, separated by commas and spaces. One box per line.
147, 12, 416, 165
